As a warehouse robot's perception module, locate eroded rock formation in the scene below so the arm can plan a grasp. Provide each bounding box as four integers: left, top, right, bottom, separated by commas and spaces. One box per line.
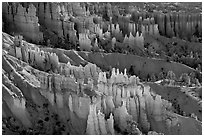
2, 32, 202, 135
2, 2, 202, 135
2, 3, 43, 43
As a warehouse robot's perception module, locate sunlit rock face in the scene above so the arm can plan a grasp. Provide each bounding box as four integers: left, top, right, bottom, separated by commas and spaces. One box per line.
154, 12, 202, 40
141, 17, 159, 36
2, 3, 43, 43
79, 33, 92, 51
123, 31, 144, 50
130, 5, 201, 41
